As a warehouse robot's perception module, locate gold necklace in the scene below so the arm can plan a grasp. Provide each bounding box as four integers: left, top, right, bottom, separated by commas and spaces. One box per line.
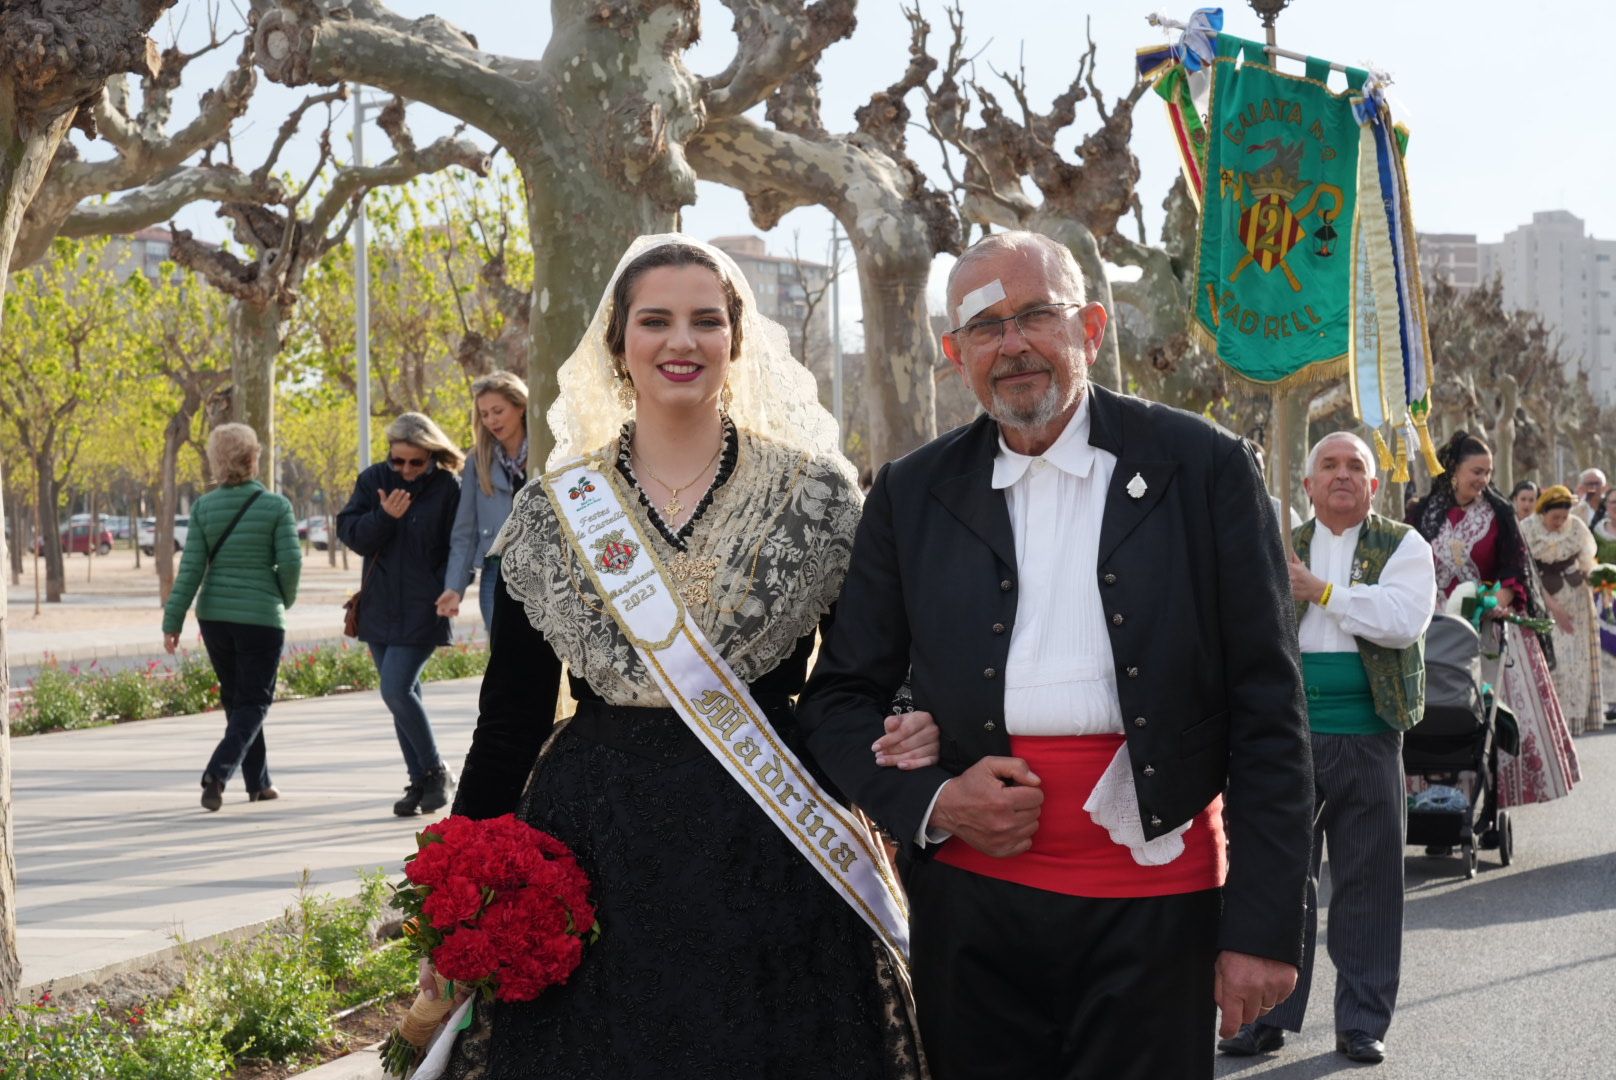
632, 438, 724, 522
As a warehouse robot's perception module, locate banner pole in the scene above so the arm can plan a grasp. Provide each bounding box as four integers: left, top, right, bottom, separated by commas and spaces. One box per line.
1254, 3, 1298, 551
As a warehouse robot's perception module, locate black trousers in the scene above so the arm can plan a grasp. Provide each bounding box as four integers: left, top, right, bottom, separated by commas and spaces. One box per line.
909, 859, 1220, 1080
198, 619, 285, 793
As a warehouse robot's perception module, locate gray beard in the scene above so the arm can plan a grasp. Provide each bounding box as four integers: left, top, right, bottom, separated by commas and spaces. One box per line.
989, 360, 1082, 431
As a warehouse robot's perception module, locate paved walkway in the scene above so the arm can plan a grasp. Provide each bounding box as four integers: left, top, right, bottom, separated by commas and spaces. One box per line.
13, 679, 479, 991
12, 676, 1615, 1078
1217, 727, 1616, 1079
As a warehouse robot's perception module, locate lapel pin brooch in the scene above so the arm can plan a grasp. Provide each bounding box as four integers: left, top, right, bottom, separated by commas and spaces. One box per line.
1126, 472, 1148, 500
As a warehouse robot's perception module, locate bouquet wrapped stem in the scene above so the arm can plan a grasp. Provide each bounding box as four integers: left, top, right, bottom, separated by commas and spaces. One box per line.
380, 975, 456, 1076
380, 815, 599, 1078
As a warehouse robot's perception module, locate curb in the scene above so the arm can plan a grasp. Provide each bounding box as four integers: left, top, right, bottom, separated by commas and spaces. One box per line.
19, 915, 281, 1000
289, 1043, 385, 1079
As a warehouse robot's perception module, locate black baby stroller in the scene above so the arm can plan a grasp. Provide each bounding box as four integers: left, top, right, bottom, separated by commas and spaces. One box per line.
1403, 612, 1516, 879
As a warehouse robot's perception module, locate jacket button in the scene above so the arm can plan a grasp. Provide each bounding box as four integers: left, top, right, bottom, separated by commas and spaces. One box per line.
1126, 666, 1139, 678
992, 623, 1006, 634
1134, 716, 1147, 728
1000, 579, 1013, 591
983, 721, 996, 732
1150, 815, 1163, 828
983, 668, 996, 679
1111, 613, 1124, 626
1103, 572, 1117, 585
1143, 765, 1156, 777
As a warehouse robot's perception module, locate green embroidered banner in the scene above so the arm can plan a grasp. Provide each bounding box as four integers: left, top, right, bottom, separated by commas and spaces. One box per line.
1193, 35, 1368, 386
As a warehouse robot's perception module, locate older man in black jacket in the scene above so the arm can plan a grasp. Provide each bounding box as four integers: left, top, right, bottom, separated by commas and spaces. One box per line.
798, 232, 1313, 1080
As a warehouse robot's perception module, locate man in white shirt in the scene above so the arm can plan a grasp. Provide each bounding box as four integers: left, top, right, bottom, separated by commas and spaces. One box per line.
800, 232, 1313, 1079
1572, 467, 1606, 525
1220, 431, 1435, 1066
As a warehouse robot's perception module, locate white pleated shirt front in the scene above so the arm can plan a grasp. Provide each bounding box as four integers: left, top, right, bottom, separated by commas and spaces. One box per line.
991, 394, 1125, 737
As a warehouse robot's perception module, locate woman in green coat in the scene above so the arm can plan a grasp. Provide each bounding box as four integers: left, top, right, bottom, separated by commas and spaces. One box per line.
162, 424, 302, 811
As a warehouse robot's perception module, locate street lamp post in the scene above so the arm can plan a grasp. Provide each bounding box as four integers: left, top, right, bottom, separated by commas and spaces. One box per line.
352, 87, 385, 470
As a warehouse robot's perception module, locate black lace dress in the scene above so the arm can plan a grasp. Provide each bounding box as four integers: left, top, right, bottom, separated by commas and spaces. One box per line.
445, 430, 920, 1080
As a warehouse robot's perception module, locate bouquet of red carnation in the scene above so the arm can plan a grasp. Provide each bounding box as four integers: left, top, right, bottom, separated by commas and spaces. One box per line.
380, 814, 600, 1078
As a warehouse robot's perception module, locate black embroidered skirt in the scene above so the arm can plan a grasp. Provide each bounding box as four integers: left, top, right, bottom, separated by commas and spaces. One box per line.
447, 700, 920, 1080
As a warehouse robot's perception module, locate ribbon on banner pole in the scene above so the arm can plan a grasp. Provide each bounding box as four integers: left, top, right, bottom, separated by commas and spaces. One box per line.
1139, 8, 1224, 203
543, 456, 912, 966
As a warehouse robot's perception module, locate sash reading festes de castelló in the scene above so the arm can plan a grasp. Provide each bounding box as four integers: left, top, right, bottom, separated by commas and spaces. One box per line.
544, 456, 911, 964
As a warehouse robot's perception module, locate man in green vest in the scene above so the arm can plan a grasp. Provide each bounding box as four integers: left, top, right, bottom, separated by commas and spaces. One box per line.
1219, 432, 1434, 1066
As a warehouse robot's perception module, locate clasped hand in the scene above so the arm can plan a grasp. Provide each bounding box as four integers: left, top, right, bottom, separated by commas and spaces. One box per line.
929, 756, 1044, 857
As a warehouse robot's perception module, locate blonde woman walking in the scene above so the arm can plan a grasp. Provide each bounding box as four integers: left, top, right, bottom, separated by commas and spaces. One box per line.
436, 371, 528, 632
161, 424, 301, 811
337, 413, 463, 816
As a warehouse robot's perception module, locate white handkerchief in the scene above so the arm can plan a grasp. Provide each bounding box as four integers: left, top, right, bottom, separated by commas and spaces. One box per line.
409, 996, 475, 1080
1082, 745, 1192, 866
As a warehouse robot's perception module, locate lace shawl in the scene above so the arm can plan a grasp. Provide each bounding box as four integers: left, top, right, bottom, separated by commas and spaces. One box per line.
1522, 513, 1598, 573
493, 428, 861, 706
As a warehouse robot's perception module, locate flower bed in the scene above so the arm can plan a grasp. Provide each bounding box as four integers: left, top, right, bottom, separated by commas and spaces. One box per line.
0, 873, 419, 1080
11, 640, 490, 736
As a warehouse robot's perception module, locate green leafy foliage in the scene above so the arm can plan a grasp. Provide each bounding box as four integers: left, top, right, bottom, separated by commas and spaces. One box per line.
279, 640, 381, 698
12, 641, 486, 734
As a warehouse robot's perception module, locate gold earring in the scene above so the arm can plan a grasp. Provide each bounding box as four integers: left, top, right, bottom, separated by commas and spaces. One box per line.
720, 382, 734, 414
614, 368, 636, 410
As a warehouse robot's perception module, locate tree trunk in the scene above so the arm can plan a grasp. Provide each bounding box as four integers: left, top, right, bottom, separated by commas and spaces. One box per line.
517, 148, 680, 466
323, 486, 337, 567
6, 493, 19, 585
0, 458, 12, 1006
34, 457, 63, 603
229, 297, 284, 490
1030, 212, 1123, 392
1495, 374, 1519, 495
852, 252, 938, 467
156, 407, 190, 604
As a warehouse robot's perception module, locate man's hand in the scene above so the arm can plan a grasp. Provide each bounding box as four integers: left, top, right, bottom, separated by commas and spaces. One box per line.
162, 632, 180, 655
380, 489, 412, 519
1214, 950, 1299, 1038
929, 756, 1043, 857
1286, 550, 1326, 605
435, 589, 462, 618
872, 710, 940, 770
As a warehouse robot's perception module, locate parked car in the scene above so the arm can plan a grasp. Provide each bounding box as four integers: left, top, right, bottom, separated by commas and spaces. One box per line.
137, 515, 189, 556
35, 523, 115, 556
69, 513, 133, 539
307, 516, 331, 551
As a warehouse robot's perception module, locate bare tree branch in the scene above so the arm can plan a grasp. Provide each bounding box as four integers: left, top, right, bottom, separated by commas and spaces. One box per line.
704, 0, 857, 120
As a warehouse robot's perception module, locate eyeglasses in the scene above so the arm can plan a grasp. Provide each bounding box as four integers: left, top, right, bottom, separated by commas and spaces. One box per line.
950, 303, 1082, 350
390, 455, 429, 469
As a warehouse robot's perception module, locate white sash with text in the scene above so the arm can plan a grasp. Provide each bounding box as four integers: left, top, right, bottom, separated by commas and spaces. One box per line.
544, 456, 910, 963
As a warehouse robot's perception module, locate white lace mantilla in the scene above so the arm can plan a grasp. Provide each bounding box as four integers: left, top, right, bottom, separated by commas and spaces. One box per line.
494, 428, 861, 707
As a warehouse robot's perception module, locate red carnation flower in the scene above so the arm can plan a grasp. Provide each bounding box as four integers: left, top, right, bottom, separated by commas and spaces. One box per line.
421, 875, 485, 929
432, 927, 500, 982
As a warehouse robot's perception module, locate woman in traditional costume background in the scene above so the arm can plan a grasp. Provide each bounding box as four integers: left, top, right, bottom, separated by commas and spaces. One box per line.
1409, 432, 1578, 807
1591, 486, 1616, 723
1522, 485, 1605, 735
1510, 480, 1539, 522
437, 236, 930, 1079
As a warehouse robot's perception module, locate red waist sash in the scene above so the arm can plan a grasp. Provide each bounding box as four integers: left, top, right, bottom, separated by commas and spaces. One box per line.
934, 734, 1226, 898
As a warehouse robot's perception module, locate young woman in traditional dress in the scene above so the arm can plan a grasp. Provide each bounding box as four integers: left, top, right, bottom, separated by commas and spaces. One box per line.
437, 236, 931, 1079
1521, 485, 1606, 735
1409, 432, 1579, 808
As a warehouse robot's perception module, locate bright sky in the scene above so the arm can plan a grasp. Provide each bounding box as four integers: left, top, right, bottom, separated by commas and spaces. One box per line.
142, 0, 1613, 348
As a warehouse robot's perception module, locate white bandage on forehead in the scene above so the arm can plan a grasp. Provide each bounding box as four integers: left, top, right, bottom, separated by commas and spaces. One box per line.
955, 279, 1007, 328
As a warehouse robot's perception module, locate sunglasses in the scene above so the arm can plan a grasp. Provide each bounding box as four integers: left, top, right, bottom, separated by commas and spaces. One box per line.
390, 455, 429, 468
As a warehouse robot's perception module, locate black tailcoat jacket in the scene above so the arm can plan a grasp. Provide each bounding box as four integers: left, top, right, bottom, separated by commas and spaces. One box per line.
799, 385, 1313, 966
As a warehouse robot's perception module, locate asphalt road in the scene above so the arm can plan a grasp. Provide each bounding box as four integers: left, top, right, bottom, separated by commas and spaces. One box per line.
1217, 727, 1616, 1079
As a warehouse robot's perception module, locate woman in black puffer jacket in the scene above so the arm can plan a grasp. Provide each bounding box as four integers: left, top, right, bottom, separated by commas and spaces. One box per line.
337, 412, 463, 816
